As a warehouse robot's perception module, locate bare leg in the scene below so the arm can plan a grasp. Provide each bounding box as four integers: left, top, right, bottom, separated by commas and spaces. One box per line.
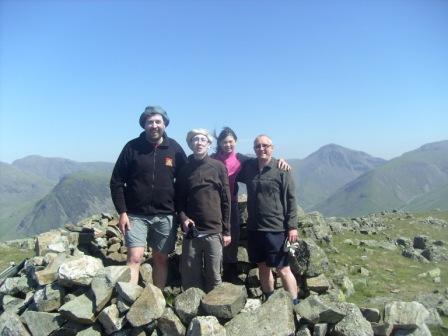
152, 250, 169, 289
258, 262, 274, 294
276, 266, 298, 299
127, 246, 145, 285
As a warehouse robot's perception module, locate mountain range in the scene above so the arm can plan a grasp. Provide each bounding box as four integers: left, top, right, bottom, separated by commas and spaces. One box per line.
1, 140, 447, 240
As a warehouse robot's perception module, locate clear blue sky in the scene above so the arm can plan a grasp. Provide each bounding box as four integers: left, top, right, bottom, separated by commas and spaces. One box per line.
1, 0, 447, 163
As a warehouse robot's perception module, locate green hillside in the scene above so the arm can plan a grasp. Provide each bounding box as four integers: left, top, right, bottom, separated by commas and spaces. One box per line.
314, 140, 448, 216
403, 183, 448, 212
290, 144, 385, 210
0, 162, 54, 239
16, 170, 114, 236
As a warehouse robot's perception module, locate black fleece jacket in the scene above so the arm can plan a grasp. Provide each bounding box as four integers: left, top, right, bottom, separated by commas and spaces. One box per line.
110, 132, 187, 215
175, 155, 231, 236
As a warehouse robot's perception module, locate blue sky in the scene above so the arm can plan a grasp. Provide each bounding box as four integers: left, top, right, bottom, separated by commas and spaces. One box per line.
1, 0, 447, 163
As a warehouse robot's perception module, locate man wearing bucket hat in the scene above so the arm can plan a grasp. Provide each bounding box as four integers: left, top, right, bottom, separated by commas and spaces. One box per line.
110, 106, 187, 288
175, 128, 231, 292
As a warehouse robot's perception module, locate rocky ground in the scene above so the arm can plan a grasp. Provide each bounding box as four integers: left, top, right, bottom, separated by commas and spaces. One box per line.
0, 205, 447, 335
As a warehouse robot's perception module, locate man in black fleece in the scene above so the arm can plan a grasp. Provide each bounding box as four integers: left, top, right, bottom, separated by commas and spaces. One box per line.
110, 106, 187, 288
175, 128, 231, 292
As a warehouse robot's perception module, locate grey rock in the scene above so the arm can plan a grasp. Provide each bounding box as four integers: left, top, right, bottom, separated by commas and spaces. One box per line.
116, 282, 143, 303
333, 302, 374, 336
90, 265, 131, 312
225, 289, 295, 336
290, 238, 329, 277
58, 292, 96, 324
370, 322, 393, 336
2, 294, 23, 312
139, 263, 153, 286
413, 235, 429, 249
187, 316, 226, 336
126, 283, 165, 327
21, 311, 65, 336
306, 274, 330, 294
246, 268, 260, 288
0, 276, 33, 296
32, 253, 67, 286
157, 307, 186, 336
295, 325, 312, 336
201, 283, 247, 320
116, 296, 132, 314
58, 255, 104, 287
421, 245, 448, 262
90, 276, 114, 313
240, 298, 262, 313
0, 311, 31, 336
97, 304, 125, 335
313, 323, 328, 336
425, 307, 443, 326
33, 282, 65, 312
35, 230, 63, 256
174, 287, 206, 325
294, 295, 345, 324
394, 324, 432, 336
384, 301, 429, 329
361, 307, 381, 323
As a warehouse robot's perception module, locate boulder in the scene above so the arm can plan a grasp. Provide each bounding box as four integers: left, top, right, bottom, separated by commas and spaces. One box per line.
97, 304, 125, 335
306, 273, 330, 294
58, 292, 96, 324
225, 289, 295, 336
174, 287, 206, 325
126, 283, 165, 327
58, 255, 104, 287
333, 302, 374, 336
21, 311, 65, 336
157, 307, 186, 336
384, 301, 430, 329
290, 238, 329, 277
294, 295, 345, 324
201, 283, 247, 320
0, 311, 31, 336
33, 282, 65, 312
187, 316, 226, 336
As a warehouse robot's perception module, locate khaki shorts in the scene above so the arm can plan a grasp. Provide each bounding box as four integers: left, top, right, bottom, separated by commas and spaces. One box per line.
125, 214, 178, 254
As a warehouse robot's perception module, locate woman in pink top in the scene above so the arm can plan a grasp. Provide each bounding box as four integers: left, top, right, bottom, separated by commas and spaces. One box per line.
212, 127, 290, 282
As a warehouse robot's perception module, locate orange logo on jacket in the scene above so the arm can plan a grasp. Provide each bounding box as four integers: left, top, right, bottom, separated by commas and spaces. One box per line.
165, 157, 174, 167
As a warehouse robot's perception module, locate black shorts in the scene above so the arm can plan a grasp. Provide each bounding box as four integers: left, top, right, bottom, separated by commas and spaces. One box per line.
247, 231, 289, 268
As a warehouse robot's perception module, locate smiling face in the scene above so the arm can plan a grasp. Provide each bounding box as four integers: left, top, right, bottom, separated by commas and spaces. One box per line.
253, 135, 273, 161
144, 114, 165, 143
190, 134, 211, 158
219, 135, 237, 155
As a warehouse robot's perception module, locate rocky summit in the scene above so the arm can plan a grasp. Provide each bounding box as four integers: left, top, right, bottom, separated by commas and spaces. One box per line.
0, 205, 447, 335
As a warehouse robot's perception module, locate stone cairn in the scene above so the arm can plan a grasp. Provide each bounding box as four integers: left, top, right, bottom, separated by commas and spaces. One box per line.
0, 206, 445, 335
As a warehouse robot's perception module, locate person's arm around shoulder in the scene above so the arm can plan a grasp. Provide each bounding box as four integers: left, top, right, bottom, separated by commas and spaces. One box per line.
277, 158, 291, 171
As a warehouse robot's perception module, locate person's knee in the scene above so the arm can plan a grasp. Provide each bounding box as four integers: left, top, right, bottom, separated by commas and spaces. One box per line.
127, 253, 143, 265
152, 251, 168, 265
276, 266, 293, 278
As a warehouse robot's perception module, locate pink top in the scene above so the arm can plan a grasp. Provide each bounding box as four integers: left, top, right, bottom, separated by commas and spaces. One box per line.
215, 151, 242, 202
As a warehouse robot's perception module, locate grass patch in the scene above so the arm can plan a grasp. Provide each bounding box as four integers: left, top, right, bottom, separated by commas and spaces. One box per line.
322, 210, 448, 313
0, 246, 34, 273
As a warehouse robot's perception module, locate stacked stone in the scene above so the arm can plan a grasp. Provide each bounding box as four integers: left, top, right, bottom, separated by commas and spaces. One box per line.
1, 207, 446, 335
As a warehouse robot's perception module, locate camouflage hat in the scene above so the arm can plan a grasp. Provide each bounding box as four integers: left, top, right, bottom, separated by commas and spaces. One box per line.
139, 106, 170, 128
